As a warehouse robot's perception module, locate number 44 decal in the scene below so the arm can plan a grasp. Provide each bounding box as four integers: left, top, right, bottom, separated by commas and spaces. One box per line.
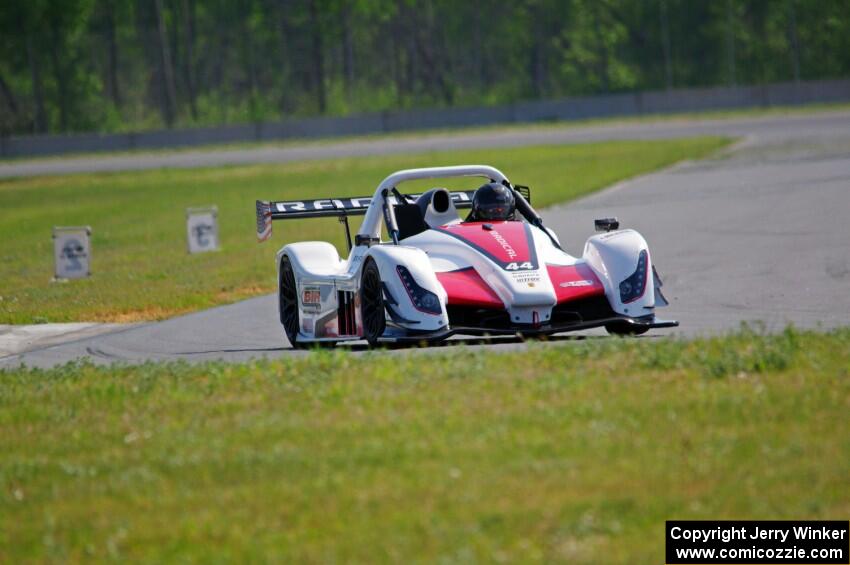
505, 262, 534, 270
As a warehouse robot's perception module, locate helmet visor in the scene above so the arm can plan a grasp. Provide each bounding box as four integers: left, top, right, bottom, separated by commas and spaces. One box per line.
476, 203, 512, 220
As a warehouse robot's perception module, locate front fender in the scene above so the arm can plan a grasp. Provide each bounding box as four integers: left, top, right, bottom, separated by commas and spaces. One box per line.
582, 229, 657, 316
366, 246, 449, 331
276, 241, 344, 280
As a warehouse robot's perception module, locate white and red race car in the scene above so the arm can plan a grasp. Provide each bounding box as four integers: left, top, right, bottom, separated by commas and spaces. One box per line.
256, 165, 676, 347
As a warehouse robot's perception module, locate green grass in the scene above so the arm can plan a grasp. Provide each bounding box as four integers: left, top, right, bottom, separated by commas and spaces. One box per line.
2, 99, 846, 164
1, 326, 848, 562
0, 137, 729, 324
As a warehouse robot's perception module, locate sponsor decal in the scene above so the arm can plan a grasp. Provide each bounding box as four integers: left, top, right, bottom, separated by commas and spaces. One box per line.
277, 199, 354, 213
489, 230, 517, 260
511, 271, 540, 284
272, 191, 476, 215
302, 287, 321, 304
301, 286, 323, 312
599, 231, 625, 241
559, 279, 593, 288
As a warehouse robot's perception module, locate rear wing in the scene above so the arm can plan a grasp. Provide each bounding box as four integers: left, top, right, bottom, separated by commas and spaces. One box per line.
256, 186, 530, 242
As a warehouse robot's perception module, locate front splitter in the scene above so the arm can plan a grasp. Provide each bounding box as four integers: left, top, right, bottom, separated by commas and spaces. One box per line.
378, 315, 678, 344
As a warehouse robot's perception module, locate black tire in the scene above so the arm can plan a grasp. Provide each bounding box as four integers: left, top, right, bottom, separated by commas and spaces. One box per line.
360, 259, 386, 347
605, 322, 649, 336
279, 256, 302, 348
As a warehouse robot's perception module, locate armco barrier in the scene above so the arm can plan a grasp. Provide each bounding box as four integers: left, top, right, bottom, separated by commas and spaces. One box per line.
2, 78, 849, 159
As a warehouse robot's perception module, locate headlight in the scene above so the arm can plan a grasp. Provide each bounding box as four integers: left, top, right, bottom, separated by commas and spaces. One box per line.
619, 250, 648, 303
396, 266, 442, 315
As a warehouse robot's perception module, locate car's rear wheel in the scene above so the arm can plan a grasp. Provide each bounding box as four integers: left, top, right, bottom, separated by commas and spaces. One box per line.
605, 322, 649, 336
360, 259, 386, 347
279, 256, 302, 348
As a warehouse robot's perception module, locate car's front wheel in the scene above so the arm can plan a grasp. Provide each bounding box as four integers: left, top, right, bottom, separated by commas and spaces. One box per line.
360, 259, 386, 347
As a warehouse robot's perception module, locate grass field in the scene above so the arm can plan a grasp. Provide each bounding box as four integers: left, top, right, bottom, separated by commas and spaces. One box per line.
2, 100, 846, 164
0, 137, 729, 324
1, 326, 847, 562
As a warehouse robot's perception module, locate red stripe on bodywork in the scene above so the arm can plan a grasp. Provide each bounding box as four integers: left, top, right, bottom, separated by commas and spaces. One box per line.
438, 221, 533, 266
436, 268, 503, 307
547, 263, 605, 303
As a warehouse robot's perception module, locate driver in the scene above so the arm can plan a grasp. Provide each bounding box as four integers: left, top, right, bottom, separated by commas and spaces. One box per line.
467, 182, 516, 222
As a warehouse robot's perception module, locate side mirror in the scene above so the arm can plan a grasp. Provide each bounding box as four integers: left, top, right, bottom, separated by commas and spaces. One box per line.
594, 217, 620, 232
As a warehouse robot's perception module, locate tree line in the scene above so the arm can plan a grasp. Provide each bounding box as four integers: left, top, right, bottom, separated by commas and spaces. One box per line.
1, 0, 849, 136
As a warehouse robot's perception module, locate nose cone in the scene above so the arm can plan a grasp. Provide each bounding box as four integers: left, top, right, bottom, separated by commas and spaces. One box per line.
483, 266, 557, 308
432, 220, 559, 310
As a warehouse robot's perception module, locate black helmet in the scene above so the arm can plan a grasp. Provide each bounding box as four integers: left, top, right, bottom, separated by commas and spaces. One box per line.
470, 182, 515, 221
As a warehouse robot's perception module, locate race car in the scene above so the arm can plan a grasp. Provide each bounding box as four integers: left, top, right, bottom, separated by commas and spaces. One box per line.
256, 165, 676, 347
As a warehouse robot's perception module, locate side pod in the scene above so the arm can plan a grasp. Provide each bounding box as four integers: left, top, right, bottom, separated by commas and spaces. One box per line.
276, 242, 347, 341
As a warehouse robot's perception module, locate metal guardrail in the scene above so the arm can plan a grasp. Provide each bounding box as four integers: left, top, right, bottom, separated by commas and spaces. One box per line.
2, 79, 849, 159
